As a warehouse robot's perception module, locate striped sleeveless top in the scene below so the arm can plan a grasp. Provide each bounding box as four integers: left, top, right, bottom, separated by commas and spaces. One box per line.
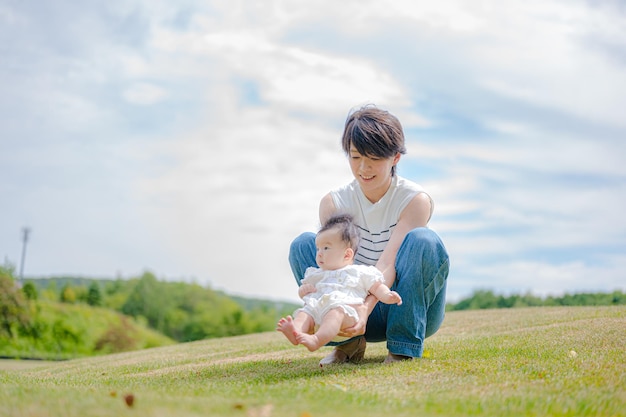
329, 176, 433, 266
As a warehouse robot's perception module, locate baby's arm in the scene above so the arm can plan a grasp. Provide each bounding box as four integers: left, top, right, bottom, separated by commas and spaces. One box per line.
300, 268, 323, 299
368, 281, 402, 305
298, 283, 316, 299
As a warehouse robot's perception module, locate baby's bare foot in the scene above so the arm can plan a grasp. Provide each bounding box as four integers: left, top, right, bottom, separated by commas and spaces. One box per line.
390, 291, 402, 305
276, 316, 299, 345
382, 291, 402, 305
296, 333, 322, 352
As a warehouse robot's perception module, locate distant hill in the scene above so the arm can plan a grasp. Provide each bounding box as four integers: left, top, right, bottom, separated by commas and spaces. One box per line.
22, 273, 300, 343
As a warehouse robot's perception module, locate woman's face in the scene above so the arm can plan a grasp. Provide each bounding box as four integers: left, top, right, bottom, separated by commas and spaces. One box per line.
349, 146, 400, 203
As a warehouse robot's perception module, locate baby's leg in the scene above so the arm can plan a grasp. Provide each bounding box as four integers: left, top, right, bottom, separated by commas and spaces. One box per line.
296, 308, 357, 352
369, 281, 402, 305
276, 313, 314, 345
379, 290, 402, 305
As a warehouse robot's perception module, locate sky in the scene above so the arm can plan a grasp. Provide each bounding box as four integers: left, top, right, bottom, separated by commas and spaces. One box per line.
1, 0, 625, 304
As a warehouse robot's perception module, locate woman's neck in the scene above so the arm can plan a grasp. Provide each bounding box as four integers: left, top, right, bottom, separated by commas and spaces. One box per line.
362, 176, 393, 204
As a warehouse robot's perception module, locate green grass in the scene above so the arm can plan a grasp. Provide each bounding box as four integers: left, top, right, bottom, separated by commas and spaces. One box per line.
1, 306, 624, 417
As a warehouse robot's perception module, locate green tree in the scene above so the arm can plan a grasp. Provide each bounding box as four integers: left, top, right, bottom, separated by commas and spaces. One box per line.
121, 272, 171, 332
22, 282, 38, 301
86, 283, 102, 306
450, 290, 500, 310
0, 268, 31, 337
60, 285, 76, 303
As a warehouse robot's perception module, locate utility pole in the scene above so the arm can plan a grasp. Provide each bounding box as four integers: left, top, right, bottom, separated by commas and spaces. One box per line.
19, 227, 30, 285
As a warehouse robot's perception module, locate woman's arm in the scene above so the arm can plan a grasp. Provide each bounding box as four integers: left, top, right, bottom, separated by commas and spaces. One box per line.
319, 193, 336, 225
375, 192, 432, 288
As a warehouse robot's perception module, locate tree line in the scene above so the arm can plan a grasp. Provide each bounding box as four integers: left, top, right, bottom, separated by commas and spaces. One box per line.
447, 289, 626, 311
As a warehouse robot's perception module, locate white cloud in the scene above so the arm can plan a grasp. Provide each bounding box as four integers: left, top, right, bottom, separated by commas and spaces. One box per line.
122, 82, 168, 105
469, 2, 626, 127
202, 30, 412, 115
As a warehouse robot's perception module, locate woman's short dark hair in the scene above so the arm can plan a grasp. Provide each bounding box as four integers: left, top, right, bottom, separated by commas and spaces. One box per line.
319, 213, 360, 254
341, 105, 406, 176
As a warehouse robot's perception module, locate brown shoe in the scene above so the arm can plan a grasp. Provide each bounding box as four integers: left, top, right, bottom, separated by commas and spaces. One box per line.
319, 337, 366, 367
383, 352, 413, 364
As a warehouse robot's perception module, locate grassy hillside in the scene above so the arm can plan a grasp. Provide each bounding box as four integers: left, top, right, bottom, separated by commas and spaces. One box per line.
1, 306, 624, 417
0, 301, 174, 360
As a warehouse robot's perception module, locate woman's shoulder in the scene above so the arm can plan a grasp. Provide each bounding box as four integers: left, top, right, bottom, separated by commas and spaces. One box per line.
395, 176, 426, 193
394, 176, 434, 222
394, 176, 432, 204
331, 179, 360, 196
328, 180, 360, 212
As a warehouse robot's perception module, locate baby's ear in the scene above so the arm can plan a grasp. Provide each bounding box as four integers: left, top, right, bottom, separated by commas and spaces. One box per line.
344, 247, 354, 260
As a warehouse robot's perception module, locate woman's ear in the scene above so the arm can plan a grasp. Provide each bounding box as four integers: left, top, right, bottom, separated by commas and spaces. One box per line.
393, 152, 401, 165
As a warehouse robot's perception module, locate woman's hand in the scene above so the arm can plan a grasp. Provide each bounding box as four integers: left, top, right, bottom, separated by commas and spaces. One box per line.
338, 303, 369, 337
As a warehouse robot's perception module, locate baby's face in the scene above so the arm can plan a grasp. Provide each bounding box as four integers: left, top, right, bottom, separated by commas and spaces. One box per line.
315, 228, 351, 271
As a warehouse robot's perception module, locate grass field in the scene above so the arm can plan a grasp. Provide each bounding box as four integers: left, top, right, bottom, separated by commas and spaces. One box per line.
1, 306, 624, 417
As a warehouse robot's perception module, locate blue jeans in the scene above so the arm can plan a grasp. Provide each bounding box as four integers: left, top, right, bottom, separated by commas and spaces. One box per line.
288, 227, 449, 358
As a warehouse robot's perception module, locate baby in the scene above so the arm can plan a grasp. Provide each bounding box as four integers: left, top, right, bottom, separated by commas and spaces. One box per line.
277, 214, 402, 352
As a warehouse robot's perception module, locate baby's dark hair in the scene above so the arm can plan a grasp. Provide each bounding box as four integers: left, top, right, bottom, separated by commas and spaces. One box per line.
319, 213, 360, 254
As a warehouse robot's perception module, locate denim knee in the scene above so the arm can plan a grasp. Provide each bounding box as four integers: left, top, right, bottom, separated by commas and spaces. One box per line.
290, 232, 315, 251
402, 227, 445, 249
289, 232, 316, 284
403, 227, 448, 300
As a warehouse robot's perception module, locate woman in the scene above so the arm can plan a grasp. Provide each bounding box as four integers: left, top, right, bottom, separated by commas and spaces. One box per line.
289, 105, 449, 365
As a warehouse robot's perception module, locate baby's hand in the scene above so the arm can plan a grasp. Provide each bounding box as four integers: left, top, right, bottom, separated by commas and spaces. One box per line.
298, 283, 316, 298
